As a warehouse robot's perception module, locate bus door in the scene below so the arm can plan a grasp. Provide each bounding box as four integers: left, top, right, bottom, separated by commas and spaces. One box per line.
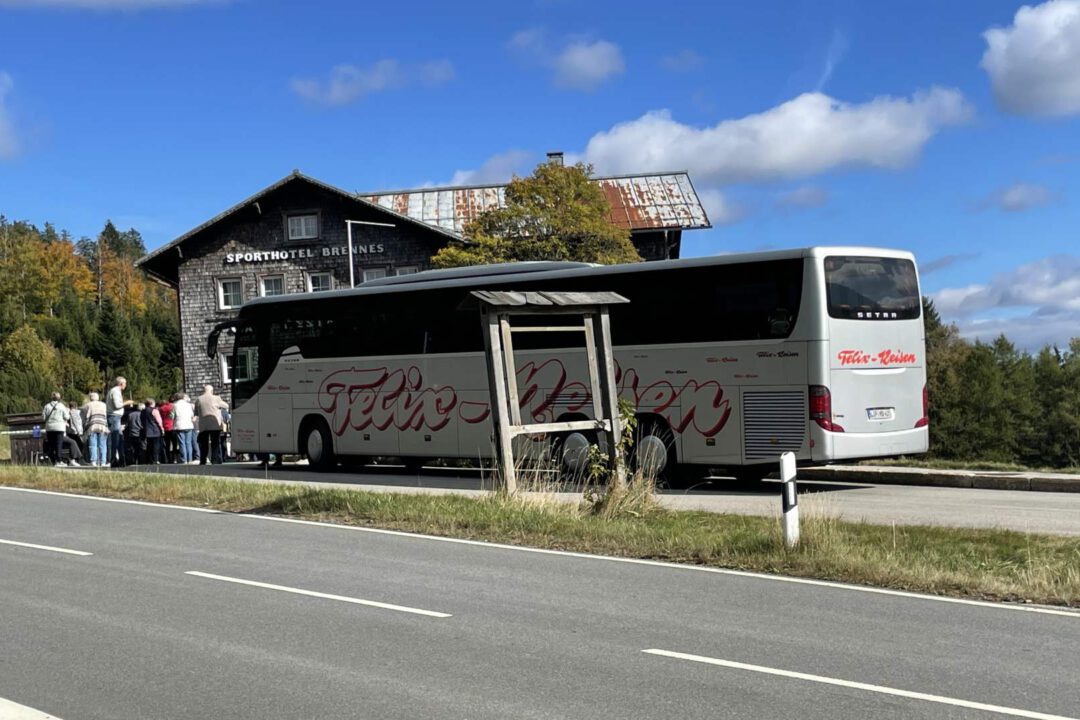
823, 255, 925, 439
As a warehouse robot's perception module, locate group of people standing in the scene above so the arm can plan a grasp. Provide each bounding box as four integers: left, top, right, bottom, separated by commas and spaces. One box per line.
42, 377, 231, 468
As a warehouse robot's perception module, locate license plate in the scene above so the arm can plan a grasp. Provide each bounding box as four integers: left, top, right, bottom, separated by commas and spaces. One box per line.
867, 407, 895, 421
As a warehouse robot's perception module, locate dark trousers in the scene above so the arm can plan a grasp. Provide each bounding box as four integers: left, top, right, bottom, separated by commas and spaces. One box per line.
164, 431, 178, 462
126, 435, 145, 465
45, 430, 65, 463
108, 415, 125, 467
146, 436, 163, 463
198, 430, 222, 464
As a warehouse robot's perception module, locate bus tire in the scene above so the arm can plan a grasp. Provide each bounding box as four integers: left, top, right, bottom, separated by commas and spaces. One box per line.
632, 417, 677, 486
300, 418, 336, 471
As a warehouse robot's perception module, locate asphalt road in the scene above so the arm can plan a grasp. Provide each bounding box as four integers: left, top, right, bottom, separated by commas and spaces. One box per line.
1, 487, 1078, 720
109, 461, 1080, 536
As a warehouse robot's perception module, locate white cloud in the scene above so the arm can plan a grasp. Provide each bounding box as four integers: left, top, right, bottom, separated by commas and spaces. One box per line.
984, 182, 1057, 212
660, 49, 704, 73
291, 59, 455, 106
0, 72, 18, 161
552, 40, 624, 91
932, 255, 1080, 317
697, 188, 745, 226
448, 150, 533, 186
0, 0, 223, 6
952, 310, 1080, 349
933, 254, 1080, 348
578, 87, 971, 183
776, 185, 829, 209
508, 29, 624, 92
981, 0, 1080, 116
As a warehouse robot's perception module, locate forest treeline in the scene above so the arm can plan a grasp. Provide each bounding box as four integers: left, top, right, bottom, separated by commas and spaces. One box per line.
0, 216, 181, 413
0, 213, 1077, 467
924, 300, 1080, 468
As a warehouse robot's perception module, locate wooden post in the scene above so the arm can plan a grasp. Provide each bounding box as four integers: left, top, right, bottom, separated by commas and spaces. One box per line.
594, 308, 625, 486
482, 310, 517, 494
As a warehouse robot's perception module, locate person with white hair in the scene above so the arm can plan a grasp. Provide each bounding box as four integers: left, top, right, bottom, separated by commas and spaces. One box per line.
170, 392, 196, 463
84, 391, 109, 467
106, 376, 127, 467
195, 384, 229, 465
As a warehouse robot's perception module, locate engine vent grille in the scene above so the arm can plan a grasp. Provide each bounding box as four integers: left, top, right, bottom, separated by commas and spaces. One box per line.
743, 391, 806, 460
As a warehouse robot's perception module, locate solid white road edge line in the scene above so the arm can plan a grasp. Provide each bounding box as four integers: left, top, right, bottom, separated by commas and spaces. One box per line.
0, 538, 92, 556
4, 486, 1077, 619
184, 571, 451, 618
0, 696, 64, 719
642, 649, 1078, 720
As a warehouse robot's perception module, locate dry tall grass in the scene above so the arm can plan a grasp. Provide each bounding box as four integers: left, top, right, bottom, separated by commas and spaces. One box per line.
2, 466, 1078, 607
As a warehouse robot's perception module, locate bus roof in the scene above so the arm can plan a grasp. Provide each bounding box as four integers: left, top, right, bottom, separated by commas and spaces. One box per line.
241, 246, 916, 310
361, 261, 596, 287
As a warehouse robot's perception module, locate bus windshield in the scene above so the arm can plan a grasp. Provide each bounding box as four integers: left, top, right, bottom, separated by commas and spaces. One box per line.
825, 256, 919, 320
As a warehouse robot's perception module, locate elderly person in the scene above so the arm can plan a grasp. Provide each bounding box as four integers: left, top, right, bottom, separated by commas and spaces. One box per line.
84, 392, 109, 467
66, 395, 86, 462
195, 384, 229, 465
171, 392, 196, 464
142, 398, 165, 464
42, 392, 72, 467
106, 376, 127, 467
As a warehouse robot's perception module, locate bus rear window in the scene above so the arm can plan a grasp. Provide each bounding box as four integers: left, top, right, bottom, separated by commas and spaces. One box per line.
825, 256, 919, 320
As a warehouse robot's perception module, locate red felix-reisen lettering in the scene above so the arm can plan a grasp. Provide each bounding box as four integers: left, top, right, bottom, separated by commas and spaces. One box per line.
837, 349, 917, 366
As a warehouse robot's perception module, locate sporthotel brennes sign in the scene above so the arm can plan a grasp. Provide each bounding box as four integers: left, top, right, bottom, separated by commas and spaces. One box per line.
224, 243, 386, 264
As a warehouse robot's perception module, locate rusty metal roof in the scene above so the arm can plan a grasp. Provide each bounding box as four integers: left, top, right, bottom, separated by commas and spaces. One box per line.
470, 289, 629, 308
359, 172, 711, 234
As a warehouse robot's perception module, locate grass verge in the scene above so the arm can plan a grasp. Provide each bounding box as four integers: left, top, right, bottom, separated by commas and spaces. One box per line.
2, 466, 1078, 608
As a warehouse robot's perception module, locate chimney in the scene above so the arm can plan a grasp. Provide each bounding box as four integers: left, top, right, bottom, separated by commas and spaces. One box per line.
546, 151, 564, 167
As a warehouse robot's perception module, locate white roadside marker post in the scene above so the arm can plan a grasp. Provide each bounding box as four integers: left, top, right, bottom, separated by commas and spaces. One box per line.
780, 451, 799, 548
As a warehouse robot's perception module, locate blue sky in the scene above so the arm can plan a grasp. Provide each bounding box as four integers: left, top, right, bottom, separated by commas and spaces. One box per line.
1, 0, 1079, 348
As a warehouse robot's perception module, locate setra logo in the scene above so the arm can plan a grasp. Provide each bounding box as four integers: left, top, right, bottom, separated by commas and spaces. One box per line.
837, 349, 917, 367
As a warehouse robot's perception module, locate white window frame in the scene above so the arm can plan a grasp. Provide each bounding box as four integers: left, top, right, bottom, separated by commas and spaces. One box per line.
259, 274, 285, 297
362, 268, 388, 283
306, 271, 333, 293
220, 348, 254, 385
287, 213, 319, 241
395, 266, 419, 276
217, 277, 243, 310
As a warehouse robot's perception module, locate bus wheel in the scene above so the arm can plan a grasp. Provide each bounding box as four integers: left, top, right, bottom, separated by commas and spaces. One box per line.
632, 418, 676, 485
301, 419, 336, 471
552, 431, 596, 481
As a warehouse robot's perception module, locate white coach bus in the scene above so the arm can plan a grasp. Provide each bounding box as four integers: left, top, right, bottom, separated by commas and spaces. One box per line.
210, 247, 928, 482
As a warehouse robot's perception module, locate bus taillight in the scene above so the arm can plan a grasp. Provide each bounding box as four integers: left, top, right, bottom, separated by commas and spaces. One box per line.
915, 384, 929, 428
809, 385, 844, 432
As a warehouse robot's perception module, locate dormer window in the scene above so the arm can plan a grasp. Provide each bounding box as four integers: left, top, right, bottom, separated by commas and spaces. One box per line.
287, 213, 319, 241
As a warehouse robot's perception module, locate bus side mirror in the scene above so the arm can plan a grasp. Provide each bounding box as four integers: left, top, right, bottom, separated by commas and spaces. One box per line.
207, 321, 237, 358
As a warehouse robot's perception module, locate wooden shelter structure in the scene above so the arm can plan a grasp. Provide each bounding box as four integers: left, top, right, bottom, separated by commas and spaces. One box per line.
470, 289, 630, 494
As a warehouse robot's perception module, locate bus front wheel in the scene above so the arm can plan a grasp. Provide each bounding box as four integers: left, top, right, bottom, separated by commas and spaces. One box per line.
302, 419, 336, 471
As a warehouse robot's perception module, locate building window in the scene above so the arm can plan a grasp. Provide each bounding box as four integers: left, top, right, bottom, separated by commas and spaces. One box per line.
395, 266, 419, 276
221, 348, 254, 384
362, 268, 387, 283
260, 275, 285, 297
287, 213, 319, 241
307, 272, 333, 293
218, 277, 243, 310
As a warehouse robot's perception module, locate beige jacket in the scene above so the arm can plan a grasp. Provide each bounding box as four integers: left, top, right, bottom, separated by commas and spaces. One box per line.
194, 393, 229, 432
